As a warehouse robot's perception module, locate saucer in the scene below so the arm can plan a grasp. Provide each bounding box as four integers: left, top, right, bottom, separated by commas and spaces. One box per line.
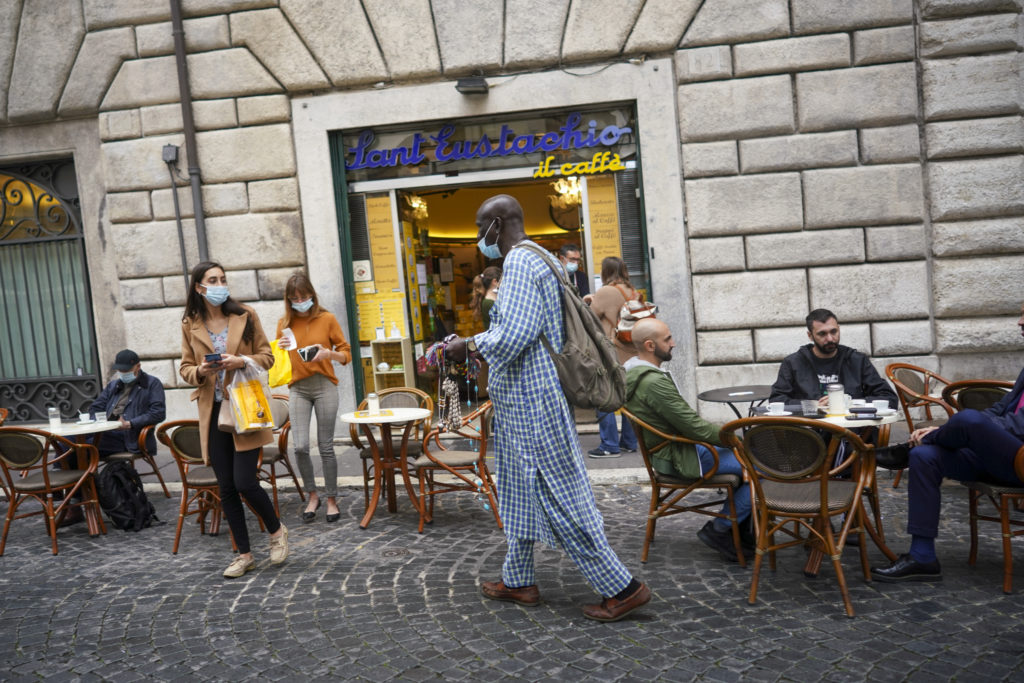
766, 411, 792, 416
875, 409, 896, 416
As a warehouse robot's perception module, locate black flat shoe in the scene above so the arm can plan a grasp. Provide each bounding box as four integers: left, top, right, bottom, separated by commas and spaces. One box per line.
326, 510, 340, 523
302, 499, 321, 523
874, 442, 911, 470
871, 553, 942, 582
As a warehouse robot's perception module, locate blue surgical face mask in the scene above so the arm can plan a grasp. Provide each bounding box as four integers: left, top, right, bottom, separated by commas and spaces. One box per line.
291, 298, 314, 313
565, 261, 579, 274
118, 370, 137, 384
477, 218, 502, 259
202, 285, 230, 306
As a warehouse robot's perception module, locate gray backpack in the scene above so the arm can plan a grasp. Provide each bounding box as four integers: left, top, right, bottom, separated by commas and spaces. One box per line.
515, 242, 626, 412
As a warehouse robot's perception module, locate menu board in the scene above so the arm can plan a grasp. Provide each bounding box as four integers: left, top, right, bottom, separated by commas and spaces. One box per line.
367, 195, 400, 293
586, 175, 621, 267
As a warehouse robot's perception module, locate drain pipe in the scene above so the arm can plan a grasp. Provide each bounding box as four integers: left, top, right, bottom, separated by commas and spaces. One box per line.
169, 0, 208, 262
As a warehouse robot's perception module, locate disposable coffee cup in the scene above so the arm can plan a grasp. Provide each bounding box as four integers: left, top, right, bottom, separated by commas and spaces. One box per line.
768, 402, 785, 415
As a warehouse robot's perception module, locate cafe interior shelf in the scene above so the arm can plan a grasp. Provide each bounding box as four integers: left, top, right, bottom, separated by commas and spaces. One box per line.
371, 337, 415, 391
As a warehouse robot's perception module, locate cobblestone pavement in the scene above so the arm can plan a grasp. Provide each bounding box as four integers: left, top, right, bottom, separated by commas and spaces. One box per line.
1, 477, 1023, 681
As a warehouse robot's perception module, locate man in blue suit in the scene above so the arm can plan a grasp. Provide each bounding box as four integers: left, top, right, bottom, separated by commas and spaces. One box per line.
872, 305, 1024, 583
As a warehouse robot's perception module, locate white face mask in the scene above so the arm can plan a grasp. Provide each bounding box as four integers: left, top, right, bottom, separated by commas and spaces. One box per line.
291, 298, 314, 313
565, 261, 579, 274
118, 370, 137, 384
477, 218, 502, 259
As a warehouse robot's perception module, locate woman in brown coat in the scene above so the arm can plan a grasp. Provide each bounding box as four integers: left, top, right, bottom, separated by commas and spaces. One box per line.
179, 261, 288, 578
586, 256, 639, 458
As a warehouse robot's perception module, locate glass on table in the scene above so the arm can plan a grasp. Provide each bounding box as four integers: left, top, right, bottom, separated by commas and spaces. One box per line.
96, 411, 107, 423
47, 405, 61, 430
800, 399, 819, 416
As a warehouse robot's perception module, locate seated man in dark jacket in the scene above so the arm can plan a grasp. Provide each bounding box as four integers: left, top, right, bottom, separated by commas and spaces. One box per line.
89, 349, 166, 458
871, 304, 1024, 583
770, 308, 897, 410
624, 318, 751, 562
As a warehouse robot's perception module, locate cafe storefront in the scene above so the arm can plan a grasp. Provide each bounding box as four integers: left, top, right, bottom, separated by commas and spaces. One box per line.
292, 59, 695, 412
334, 106, 650, 402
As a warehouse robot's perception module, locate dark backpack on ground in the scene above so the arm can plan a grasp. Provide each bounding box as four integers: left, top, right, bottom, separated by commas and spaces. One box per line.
95, 461, 158, 532
515, 242, 626, 413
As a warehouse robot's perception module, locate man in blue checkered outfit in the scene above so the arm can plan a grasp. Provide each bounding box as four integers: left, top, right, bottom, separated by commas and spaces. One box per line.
446, 195, 651, 622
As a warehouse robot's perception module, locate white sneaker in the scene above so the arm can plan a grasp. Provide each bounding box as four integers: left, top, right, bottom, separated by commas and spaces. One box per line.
269, 522, 289, 565
223, 555, 255, 578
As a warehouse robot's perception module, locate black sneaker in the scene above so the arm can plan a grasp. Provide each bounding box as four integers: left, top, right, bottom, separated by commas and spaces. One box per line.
620, 446, 638, 454
871, 553, 942, 583
587, 448, 621, 458
697, 520, 739, 562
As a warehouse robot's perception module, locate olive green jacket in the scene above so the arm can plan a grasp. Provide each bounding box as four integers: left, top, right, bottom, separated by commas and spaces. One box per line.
624, 360, 723, 479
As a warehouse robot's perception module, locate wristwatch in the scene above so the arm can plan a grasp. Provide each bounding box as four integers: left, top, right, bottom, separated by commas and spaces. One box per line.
465, 337, 478, 353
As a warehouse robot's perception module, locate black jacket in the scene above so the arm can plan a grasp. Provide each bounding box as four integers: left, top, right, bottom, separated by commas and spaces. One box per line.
89, 370, 166, 454
769, 344, 898, 408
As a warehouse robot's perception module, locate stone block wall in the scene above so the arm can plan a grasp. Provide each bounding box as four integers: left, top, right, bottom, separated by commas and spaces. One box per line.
677, 0, 1024, 419
1, 0, 1022, 424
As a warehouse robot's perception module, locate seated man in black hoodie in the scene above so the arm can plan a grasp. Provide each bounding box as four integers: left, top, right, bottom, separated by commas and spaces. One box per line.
770, 309, 897, 410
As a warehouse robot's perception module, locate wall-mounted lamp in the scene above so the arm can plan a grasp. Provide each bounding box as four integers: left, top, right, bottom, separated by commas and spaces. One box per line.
455, 76, 489, 95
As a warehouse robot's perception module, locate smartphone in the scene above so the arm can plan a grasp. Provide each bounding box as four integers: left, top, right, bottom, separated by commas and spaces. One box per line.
298, 346, 318, 362
849, 405, 877, 414
204, 353, 223, 364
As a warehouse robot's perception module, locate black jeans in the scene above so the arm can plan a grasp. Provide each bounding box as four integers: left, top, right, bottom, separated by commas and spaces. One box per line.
208, 403, 280, 554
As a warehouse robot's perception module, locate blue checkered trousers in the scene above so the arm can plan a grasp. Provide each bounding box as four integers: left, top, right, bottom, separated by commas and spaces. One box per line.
473, 242, 633, 597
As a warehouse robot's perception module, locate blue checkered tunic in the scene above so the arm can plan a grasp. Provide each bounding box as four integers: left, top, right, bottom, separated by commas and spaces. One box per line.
474, 243, 632, 596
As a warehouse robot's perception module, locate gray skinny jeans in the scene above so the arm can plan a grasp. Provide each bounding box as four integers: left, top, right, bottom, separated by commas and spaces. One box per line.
289, 372, 339, 498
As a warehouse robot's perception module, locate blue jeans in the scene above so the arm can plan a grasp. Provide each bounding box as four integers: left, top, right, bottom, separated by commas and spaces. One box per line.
696, 444, 751, 526
907, 410, 1023, 538
596, 410, 637, 453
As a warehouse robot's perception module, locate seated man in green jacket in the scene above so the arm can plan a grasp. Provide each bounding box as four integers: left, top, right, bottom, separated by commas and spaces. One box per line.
624, 318, 751, 562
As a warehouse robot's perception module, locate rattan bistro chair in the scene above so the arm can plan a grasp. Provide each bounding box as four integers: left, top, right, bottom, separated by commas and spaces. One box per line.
720, 416, 873, 617
620, 407, 746, 566
258, 395, 304, 515
0, 427, 107, 555
157, 420, 259, 554
414, 401, 500, 533
350, 387, 433, 508
885, 363, 954, 487
102, 424, 171, 498
941, 379, 1022, 593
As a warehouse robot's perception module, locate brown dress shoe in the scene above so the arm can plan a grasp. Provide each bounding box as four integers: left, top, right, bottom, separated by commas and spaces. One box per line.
481, 580, 541, 606
582, 582, 652, 622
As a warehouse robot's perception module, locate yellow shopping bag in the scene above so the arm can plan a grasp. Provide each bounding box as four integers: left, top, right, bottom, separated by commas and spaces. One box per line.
269, 339, 291, 388
229, 377, 275, 432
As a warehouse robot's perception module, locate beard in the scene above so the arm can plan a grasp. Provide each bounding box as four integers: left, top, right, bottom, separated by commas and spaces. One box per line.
814, 340, 838, 356
654, 345, 673, 363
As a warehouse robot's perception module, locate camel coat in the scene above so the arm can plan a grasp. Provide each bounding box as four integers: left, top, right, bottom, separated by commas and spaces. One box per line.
179, 305, 274, 464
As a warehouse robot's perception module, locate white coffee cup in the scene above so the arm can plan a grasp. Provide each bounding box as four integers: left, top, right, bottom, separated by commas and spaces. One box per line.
872, 400, 890, 412
768, 402, 786, 415
78, 411, 90, 423
850, 398, 866, 406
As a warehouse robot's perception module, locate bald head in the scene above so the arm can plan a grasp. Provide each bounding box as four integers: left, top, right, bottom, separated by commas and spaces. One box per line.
633, 318, 674, 365
476, 194, 527, 257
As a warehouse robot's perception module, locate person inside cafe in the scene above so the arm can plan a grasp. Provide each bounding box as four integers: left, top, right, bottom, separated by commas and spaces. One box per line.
770, 308, 897, 410
88, 348, 166, 459
871, 303, 1024, 583
557, 243, 589, 297
624, 317, 753, 562
445, 194, 651, 623
587, 256, 639, 458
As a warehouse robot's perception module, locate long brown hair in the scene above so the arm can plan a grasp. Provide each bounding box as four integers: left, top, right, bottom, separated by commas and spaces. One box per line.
600, 256, 631, 288
280, 272, 325, 330
183, 260, 254, 343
